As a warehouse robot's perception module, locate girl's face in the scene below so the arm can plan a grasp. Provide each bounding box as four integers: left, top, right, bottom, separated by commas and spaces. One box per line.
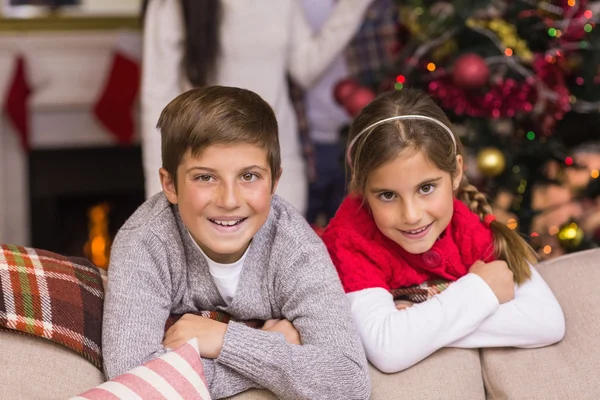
365, 149, 463, 254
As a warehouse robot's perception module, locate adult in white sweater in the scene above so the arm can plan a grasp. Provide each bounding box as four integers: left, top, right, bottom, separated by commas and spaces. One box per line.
141, 0, 374, 213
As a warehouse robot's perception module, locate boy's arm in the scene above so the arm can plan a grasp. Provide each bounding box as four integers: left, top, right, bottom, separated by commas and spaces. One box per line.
448, 266, 565, 348
102, 230, 262, 398
102, 230, 173, 379
215, 243, 371, 400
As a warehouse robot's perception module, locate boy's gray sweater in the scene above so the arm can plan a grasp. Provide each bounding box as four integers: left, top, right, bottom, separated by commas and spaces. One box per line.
102, 194, 370, 400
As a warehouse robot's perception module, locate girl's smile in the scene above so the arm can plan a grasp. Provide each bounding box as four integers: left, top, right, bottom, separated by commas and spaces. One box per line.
399, 222, 434, 239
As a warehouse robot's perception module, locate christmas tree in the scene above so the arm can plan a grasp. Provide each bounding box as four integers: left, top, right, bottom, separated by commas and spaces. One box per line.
336, 0, 600, 259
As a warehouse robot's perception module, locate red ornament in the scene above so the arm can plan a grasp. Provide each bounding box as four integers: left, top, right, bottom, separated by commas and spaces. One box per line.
452, 53, 490, 90
333, 78, 360, 105
342, 86, 376, 117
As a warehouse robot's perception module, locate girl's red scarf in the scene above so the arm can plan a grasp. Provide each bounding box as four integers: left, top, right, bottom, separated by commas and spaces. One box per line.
322, 196, 496, 293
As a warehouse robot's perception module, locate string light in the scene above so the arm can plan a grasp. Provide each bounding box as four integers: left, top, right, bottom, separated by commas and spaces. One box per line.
567, 0, 575, 6
584, 24, 593, 33
427, 62, 436, 72
530, 232, 539, 237
584, 10, 593, 19
549, 226, 559, 235
396, 75, 406, 84
543, 245, 552, 255
592, 170, 599, 179
565, 157, 574, 166
504, 48, 513, 56
548, 28, 557, 37
507, 219, 518, 230
526, 131, 535, 140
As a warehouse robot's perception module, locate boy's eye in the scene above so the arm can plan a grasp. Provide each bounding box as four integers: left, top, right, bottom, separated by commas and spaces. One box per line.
197, 174, 213, 182
379, 192, 396, 201
419, 184, 435, 195
242, 173, 258, 182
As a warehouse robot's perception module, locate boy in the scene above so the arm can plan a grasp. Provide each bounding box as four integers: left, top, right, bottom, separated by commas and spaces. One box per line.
102, 86, 370, 399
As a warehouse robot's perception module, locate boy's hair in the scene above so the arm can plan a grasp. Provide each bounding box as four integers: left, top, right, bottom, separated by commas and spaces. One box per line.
157, 86, 281, 190
347, 88, 536, 284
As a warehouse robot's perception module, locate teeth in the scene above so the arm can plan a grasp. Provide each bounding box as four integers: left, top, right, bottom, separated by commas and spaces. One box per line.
213, 219, 241, 226
406, 225, 428, 234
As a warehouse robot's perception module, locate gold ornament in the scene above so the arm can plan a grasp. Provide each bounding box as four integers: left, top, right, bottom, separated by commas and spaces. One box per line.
432, 40, 458, 62
466, 18, 533, 63
557, 222, 584, 250
477, 147, 506, 177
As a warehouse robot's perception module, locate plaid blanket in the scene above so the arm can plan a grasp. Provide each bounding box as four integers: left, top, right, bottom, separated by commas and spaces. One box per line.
390, 280, 453, 304
0, 244, 105, 369
0, 245, 256, 370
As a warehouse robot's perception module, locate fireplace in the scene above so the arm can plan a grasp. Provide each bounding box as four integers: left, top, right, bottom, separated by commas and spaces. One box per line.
28, 145, 145, 265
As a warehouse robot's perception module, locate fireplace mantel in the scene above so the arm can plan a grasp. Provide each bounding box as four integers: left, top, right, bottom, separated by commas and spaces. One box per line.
0, 30, 141, 246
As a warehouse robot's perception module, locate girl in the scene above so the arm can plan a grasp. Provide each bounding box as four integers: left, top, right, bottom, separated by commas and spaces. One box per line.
140, 0, 374, 214
322, 88, 565, 373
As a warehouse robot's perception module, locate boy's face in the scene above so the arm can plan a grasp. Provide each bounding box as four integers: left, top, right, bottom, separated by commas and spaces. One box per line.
161, 143, 279, 264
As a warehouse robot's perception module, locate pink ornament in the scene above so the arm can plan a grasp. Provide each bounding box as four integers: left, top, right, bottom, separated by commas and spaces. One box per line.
333, 78, 360, 105
452, 53, 490, 90
342, 86, 376, 117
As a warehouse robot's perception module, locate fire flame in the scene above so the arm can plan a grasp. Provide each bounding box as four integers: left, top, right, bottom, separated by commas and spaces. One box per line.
84, 202, 111, 268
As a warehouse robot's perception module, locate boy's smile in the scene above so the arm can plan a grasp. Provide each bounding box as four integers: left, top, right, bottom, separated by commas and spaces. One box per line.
162, 143, 279, 264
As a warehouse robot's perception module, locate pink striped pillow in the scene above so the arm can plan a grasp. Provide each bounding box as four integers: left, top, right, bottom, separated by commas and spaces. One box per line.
72, 339, 211, 400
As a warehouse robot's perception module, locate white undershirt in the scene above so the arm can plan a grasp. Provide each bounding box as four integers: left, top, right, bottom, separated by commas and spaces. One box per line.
347, 266, 565, 373
189, 232, 247, 306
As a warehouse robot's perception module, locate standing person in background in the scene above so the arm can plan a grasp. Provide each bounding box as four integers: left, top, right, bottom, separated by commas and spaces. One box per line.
294, 0, 399, 225
300, 0, 351, 226
140, 0, 375, 215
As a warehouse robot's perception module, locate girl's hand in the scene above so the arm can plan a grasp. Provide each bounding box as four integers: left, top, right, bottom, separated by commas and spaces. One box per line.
469, 260, 515, 304
262, 319, 302, 345
394, 300, 414, 310
163, 313, 228, 358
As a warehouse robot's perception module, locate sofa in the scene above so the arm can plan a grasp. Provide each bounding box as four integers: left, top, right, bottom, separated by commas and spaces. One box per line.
1, 248, 599, 400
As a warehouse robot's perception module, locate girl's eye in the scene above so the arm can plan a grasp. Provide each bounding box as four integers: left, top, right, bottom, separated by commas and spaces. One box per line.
242, 172, 258, 182
419, 184, 435, 195
379, 192, 396, 201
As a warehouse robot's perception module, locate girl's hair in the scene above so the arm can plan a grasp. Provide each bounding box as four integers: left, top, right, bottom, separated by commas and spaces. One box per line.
141, 0, 222, 87
347, 89, 535, 284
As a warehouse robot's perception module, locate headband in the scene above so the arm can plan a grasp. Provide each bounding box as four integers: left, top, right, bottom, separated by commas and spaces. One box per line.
346, 115, 457, 166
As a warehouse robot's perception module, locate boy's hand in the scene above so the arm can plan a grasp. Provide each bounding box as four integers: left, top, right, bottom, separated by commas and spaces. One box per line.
262, 319, 302, 345
469, 260, 515, 304
163, 313, 228, 358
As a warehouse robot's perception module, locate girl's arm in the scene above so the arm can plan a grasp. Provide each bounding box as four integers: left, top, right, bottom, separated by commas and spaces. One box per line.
102, 229, 262, 399
287, 0, 373, 88
348, 273, 500, 373
214, 243, 371, 400
140, 0, 185, 198
448, 266, 565, 349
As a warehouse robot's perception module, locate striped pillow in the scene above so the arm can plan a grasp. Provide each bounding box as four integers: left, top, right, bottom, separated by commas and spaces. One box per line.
72, 338, 211, 400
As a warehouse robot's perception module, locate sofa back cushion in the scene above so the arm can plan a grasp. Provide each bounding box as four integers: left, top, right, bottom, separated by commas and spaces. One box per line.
0, 330, 105, 400
226, 348, 486, 400
481, 249, 600, 399
369, 348, 485, 400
